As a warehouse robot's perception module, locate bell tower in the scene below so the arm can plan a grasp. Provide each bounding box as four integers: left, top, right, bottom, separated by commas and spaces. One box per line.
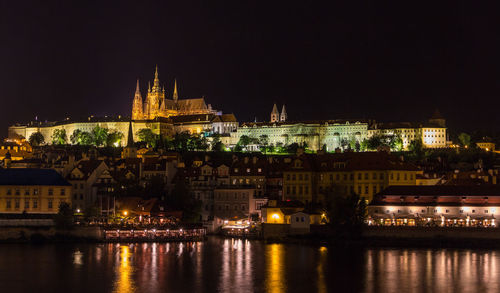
270, 103, 279, 122
145, 66, 165, 119
280, 105, 287, 122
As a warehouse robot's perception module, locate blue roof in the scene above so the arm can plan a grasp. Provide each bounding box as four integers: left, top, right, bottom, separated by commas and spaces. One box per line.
0, 169, 71, 186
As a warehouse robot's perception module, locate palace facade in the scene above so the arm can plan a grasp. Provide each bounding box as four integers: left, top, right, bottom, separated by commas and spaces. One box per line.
228, 105, 447, 151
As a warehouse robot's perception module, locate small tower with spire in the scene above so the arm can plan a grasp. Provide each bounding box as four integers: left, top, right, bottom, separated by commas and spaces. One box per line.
280, 105, 287, 122
270, 103, 280, 122
121, 121, 137, 159
131, 79, 144, 120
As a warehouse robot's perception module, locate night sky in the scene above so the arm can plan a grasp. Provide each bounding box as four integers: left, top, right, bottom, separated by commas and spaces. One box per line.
2, 1, 500, 137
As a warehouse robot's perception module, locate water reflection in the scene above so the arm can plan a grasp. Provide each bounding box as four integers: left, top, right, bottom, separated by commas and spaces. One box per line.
3, 239, 500, 292
113, 245, 136, 293
317, 246, 327, 293
266, 244, 286, 293
218, 238, 254, 292
364, 249, 500, 293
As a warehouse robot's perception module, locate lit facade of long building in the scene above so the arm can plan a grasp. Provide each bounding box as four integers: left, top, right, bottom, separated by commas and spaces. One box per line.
228, 105, 447, 151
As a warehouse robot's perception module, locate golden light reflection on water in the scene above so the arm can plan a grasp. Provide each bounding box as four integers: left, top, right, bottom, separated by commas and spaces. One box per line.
113, 245, 136, 293
365, 249, 500, 293
317, 246, 328, 293
266, 244, 286, 293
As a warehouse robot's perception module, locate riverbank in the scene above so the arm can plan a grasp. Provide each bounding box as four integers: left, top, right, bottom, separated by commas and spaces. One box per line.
4, 225, 500, 249
0, 226, 206, 243
257, 226, 500, 249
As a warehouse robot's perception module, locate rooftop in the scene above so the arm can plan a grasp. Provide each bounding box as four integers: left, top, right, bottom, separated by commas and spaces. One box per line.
0, 168, 71, 186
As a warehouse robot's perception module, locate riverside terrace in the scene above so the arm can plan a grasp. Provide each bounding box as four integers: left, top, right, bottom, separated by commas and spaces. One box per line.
368, 185, 500, 227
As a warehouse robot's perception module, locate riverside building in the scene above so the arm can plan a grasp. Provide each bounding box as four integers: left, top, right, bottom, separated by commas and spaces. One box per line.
0, 168, 72, 215
368, 185, 500, 227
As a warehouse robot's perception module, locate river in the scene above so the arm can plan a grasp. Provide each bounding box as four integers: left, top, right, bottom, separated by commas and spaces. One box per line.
0, 237, 499, 292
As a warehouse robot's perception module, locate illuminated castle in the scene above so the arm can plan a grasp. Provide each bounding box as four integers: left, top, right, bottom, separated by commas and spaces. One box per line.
132, 66, 216, 120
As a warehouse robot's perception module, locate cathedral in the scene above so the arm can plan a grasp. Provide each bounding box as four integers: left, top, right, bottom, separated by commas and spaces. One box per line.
132, 66, 216, 120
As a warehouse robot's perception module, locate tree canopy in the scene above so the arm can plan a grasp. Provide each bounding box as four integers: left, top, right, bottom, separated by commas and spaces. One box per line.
51, 129, 67, 145
29, 132, 45, 146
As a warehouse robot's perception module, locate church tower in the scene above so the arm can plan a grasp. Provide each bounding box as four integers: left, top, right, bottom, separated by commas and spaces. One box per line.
280, 105, 287, 122
270, 103, 279, 122
145, 66, 165, 119
131, 79, 144, 120
121, 121, 137, 159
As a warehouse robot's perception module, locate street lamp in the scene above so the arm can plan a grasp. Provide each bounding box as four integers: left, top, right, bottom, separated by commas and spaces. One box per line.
123, 211, 128, 216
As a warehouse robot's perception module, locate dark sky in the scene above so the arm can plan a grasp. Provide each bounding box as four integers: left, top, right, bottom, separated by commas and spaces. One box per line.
1, 1, 500, 137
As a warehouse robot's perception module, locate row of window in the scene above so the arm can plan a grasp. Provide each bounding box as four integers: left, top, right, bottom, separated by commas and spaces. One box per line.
233, 168, 263, 174
286, 172, 414, 182
5, 188, 66, 196
5, 199, 63, 209
381, 209, 490, 214
286, 185, 310, 195
286, 173, 310, 181
216, 204, 247, 211
215, 192, 249, 200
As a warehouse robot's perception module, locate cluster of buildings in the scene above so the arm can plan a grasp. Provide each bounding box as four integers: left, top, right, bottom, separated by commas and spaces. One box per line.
9, 67, 447, 153
6, 65, 500, 234
0, 134, 424, 231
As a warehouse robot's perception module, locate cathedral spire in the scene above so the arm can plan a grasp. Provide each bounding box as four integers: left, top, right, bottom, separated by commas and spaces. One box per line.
152, 65, 161, 92
135, 79, 140, 94
131, 79, 144, 120
173, 79, 179, 102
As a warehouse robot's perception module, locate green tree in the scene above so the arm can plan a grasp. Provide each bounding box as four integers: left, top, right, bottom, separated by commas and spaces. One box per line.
366, 135, 383, 150
349, 137, 357, 150
211, 134, 226, 151
172, 131, 191, 151
106, 130, 124, 147
80, 132, 93, 145
54, 202, 74, 230
70, 130, 93, 145
286, 142, 300, 154
136, 128, 158, 148
92, 126, 109, 147
193, 135, 209, 151
29, 132, 45, 146
359, 139, 368, 152
259, 135, 270, 152
70, 129, 82, 145
458, 132, 472, 148
408, 137, 423, 156
390, 134, 404, 151
162, 136, 174, 150
51, 129, 67, 145
238, 135, 252, 151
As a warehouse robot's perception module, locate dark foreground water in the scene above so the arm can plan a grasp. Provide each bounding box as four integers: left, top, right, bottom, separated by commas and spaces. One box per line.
1, 237, 500, 293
